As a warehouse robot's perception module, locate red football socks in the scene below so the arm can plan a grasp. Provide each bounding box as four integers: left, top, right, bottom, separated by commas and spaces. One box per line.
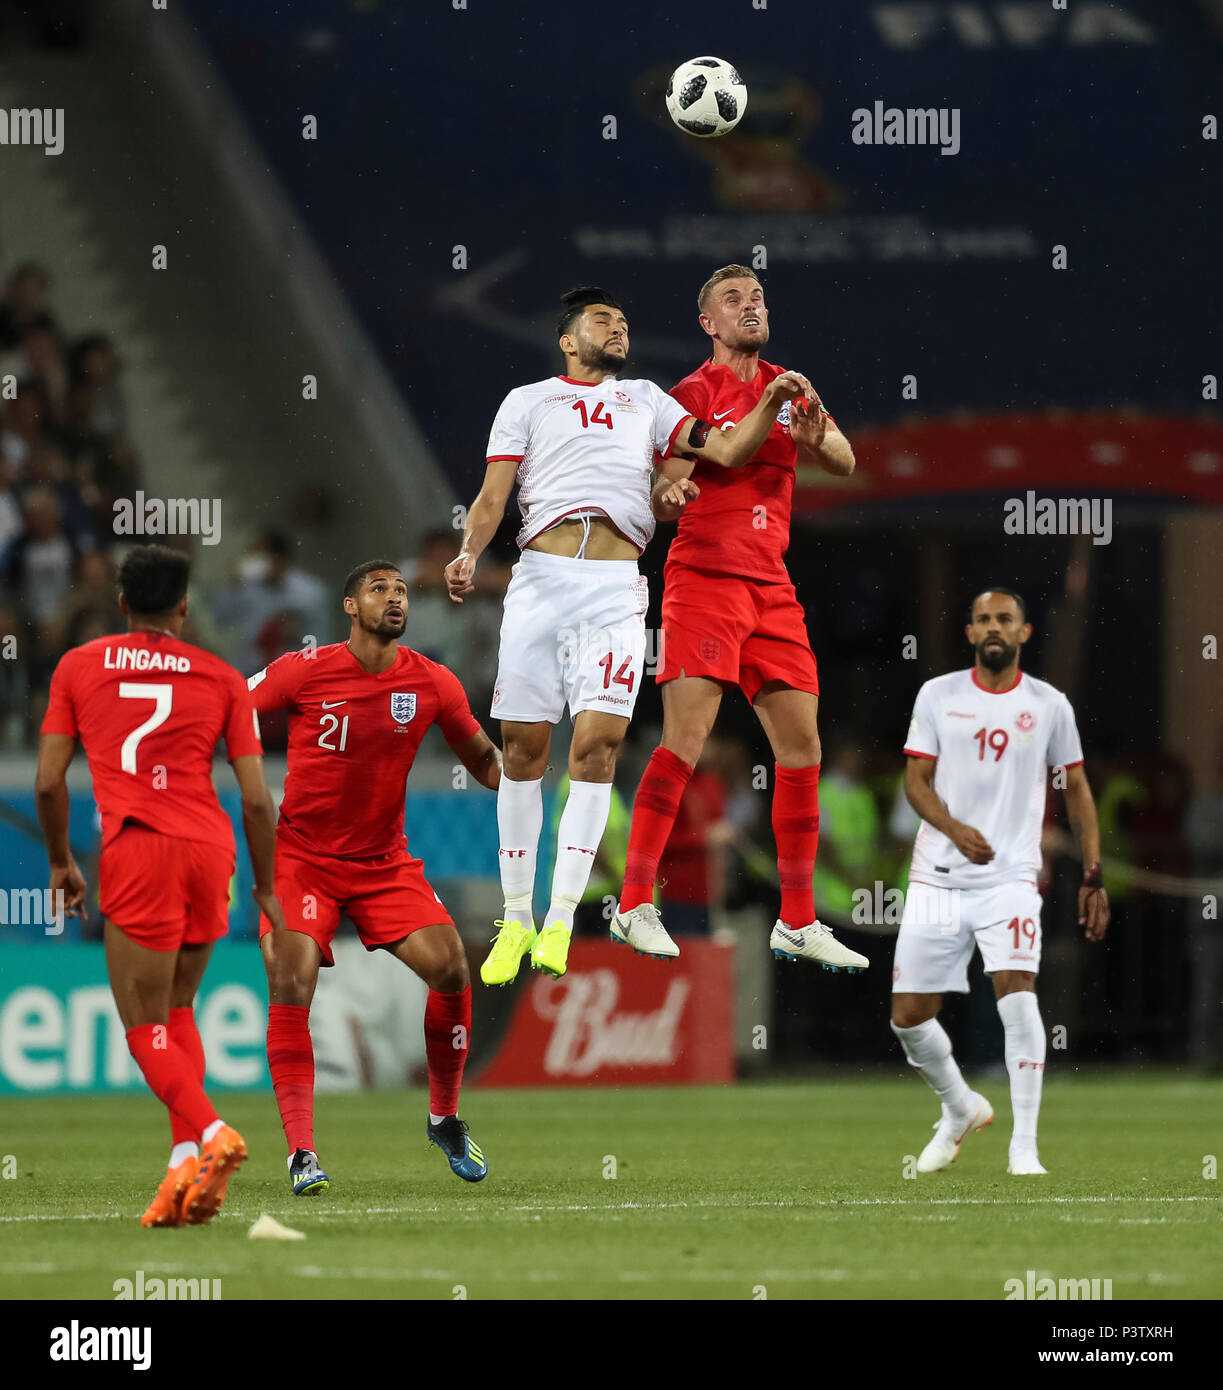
425, 986, 471, 1117
267, 1003, 316, 1153
167, 1007, 206, 1145
620, 746, 694, 912
125, 1023, 218, 1137
773, 763, 821, 927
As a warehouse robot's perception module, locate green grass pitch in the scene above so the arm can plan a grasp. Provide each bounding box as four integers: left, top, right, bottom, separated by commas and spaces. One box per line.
1, 1073, 1219, 1301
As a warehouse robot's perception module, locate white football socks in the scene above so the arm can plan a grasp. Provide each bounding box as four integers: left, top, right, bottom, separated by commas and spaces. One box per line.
547, 781, 613, 933
168, 1141, 198, 1169
497, 774, 543, 921
891, 1017, 974, 1117
201, 1119, 223, 1144
997, 991, 1046, 1147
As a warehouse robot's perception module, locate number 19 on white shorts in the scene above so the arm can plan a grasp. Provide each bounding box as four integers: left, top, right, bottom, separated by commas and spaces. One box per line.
891, 880, 1043, 995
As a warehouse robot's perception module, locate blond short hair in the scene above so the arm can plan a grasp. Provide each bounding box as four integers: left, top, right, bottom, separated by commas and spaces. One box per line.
698, 264, 761, 312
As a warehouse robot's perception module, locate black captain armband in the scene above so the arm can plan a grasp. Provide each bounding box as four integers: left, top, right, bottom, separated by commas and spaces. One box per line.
674, 417, 713, 461
686, 418, 712, 450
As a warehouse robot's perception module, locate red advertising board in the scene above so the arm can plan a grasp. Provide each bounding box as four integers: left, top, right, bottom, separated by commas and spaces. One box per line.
792, 413, 1223, 514
475, 939, 735, 1088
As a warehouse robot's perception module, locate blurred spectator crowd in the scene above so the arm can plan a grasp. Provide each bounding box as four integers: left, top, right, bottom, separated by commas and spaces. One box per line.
0, 261, 138, 740
0, 259, 513, 747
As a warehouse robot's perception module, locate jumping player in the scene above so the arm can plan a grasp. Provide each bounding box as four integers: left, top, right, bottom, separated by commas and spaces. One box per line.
891, 589, 1110, 1175
250, 561, 501, 1194
35, 543, 282, 1226
445, 285, 812, 985
610, 264, 868, 972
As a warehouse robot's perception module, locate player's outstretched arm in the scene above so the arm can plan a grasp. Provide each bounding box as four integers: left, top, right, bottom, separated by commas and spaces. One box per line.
904, 755, 995, 864
449, 729, 502, 791
231, 754, 288, 934
34, 732, 87, 917
670, 370, 812, 470
1061, 763, 1110, 941
445, 458, 519, 603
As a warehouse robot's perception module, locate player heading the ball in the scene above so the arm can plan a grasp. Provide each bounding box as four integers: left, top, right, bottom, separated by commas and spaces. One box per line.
609, 264, 868, 972
447, 285, 811, 985
891, 588, 1110, 1176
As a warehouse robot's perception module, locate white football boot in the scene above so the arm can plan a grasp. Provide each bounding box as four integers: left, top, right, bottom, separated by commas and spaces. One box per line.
916, 1092, 995, 1172
609, 902, 680, 959
769, 920, 869, 972
1007, 1144, 1048, 1175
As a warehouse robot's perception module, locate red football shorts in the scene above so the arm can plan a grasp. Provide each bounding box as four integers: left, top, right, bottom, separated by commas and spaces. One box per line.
658, 563, 819, 703
99, 823, 233, 951
260, 842, 454, 966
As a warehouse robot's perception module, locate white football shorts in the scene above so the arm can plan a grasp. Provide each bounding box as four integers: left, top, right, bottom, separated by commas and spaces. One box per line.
891, 879, 1043, 995
490, 548, 649, 724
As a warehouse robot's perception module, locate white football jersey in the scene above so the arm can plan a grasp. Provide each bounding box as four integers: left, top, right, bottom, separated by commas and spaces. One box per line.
903, 668, 1084, 890
485, 375, 691, 552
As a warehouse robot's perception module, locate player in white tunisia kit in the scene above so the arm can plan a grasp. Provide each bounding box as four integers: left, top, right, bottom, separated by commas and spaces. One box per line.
445, 287, 811, 984
891, 590, 1110, 1175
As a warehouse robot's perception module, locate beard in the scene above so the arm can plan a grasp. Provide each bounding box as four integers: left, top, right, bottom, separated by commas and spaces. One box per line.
722, 321, 769, 353
578, 341, 628, 375
977, 638, 1017, 671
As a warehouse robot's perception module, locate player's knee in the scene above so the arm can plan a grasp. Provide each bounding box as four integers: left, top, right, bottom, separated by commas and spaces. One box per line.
267, 964, 313, 1006
777, 737, 821, 769
503, 736, 548, 780
571, 739, 619, 781
891, 1001, 936, 1029
662, 726, 708, 768
433, 957, 470, 994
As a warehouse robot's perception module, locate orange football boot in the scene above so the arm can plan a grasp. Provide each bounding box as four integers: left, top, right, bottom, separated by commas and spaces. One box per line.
181, 1125, 247, 1225
140, 1155, 198, 1228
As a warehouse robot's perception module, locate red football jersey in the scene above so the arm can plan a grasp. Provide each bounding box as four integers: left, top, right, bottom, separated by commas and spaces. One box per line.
249, 642, 482, 860
41, 631, 262, 852
663, 358, 833, 583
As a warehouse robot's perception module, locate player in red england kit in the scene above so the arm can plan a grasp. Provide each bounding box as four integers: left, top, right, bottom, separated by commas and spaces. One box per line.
250, 561, 501, 1193
34, 544, 284, 1227
611, 264, 869, 972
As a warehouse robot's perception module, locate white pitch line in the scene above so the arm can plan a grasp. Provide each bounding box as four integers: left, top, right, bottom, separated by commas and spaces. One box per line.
0, 1194, 1216, 1225
0, 1261, 1196, 1288
0, 1211, 126, 1224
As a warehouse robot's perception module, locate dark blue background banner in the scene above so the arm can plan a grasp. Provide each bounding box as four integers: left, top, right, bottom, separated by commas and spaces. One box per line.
185, 1, 1219, 499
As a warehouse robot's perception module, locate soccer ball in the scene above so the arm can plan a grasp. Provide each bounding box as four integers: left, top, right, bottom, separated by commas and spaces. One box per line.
665, 56, 747, 138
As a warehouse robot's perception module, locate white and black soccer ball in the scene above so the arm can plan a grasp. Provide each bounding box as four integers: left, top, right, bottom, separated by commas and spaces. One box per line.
665, 56, 747, 138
